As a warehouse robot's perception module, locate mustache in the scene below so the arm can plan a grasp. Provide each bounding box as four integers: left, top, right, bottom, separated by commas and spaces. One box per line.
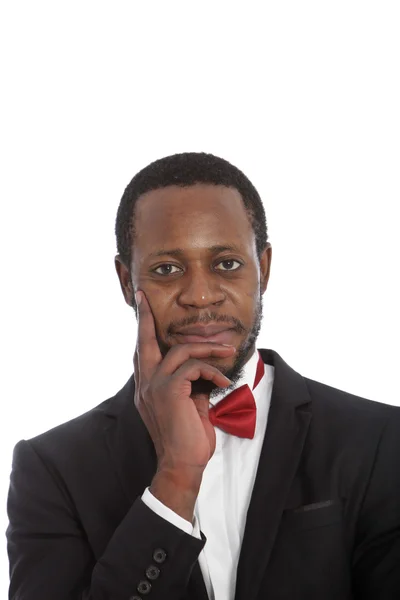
132, 301, 246, 336
167, 314, 246, 335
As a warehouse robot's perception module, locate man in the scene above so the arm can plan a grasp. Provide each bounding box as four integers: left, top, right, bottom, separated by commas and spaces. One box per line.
6, 152, 400, 599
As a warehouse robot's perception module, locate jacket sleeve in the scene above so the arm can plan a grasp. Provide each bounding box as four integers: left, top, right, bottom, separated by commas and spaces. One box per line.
351, 409, 400, 599
6, 439, 206, 600
141, 487, 203, 540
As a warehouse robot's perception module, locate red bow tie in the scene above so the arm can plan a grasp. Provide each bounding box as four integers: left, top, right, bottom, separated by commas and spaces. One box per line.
208, 352, 264, 439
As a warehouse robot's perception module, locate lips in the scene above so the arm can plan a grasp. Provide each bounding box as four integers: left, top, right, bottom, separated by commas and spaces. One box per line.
175, 324, 233, 337
173, 324, 236, 345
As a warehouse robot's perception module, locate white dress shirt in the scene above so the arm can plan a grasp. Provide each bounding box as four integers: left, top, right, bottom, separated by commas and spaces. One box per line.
141, 348, 274, 600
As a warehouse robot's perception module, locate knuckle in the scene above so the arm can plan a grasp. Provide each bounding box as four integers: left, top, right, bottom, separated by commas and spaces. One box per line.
185, 358, 202, 369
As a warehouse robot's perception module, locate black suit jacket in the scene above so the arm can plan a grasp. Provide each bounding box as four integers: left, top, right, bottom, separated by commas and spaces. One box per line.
6, 349, 400, 599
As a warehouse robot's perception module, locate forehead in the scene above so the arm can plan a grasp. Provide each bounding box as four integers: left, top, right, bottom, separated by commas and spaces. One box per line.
134, 184, 255, 256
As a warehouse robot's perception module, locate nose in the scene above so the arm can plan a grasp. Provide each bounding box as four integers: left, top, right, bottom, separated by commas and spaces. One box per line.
177, 268, 225, 308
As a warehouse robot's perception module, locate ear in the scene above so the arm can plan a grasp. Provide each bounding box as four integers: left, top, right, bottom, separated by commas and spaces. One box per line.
114, 255, 134, 306
260, 243, 272, 294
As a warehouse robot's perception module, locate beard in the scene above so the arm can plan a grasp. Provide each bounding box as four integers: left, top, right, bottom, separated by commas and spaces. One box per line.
132, 291, 264, 399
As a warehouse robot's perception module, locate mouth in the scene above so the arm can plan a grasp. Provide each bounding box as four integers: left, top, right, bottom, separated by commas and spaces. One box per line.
173, 329, 237, 345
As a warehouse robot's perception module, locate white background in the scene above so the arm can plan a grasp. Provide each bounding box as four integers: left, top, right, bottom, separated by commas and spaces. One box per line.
1, 1, 399, 594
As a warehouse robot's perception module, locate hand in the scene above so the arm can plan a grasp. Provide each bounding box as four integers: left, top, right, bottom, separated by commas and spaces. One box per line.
133, 290, 236, 478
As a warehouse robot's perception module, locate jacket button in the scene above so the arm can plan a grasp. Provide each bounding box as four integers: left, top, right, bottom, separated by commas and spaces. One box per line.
153, 548, 167, 564
137, 580, 152, 595
146, 564, 160, 580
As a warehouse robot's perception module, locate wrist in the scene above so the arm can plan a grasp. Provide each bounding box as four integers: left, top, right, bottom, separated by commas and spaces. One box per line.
153, 466, 203, 494
150, 468, 203, 523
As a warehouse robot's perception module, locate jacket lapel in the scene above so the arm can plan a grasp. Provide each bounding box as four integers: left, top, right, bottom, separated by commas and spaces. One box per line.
103, 349, 311, 600
103, 374, 158, 508
234, 349, 312, 600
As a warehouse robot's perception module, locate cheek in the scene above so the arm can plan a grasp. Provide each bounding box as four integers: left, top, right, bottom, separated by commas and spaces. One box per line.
135, 277, 173, 307
145, 297, 173, 337
241, 288, 259, 308
244, 293, 262, 328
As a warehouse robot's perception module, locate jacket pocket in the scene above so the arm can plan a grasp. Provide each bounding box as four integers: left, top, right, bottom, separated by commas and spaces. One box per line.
282, 499, 343, 531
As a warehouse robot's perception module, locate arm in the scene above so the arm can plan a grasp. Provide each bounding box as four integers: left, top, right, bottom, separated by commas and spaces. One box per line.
352, 409, 400, 599
6, 440, 206, 600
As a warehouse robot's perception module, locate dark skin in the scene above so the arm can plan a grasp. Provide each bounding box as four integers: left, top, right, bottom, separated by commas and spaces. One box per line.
115, 183, 272, 398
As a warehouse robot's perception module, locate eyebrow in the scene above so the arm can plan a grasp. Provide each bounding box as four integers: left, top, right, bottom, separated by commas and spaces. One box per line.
148, 244, 243, 259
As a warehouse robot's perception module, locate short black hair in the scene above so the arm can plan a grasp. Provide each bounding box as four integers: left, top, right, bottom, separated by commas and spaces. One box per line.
115, 152, 268, 269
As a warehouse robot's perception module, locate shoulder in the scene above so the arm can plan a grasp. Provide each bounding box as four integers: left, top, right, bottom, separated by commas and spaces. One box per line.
305, 375, 399, 420
263, 347, 399, 447
303, 376, 400, 450
17, 373, 134, 462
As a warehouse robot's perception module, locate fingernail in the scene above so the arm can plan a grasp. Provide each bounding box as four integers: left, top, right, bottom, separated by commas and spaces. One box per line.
222, 344, 235, 349
135, 291, 142, 306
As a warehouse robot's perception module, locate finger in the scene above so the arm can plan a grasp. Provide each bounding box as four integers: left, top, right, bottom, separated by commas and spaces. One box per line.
157, 342, 236, 378
133, 346, 140, 390
135, 290, 162, 381
172, 359, 232, 388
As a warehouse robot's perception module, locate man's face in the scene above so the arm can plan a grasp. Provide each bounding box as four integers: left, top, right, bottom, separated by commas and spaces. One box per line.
115, 184, 272, 398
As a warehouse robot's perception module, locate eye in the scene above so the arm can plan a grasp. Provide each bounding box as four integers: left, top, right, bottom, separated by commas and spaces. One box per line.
215, 259, 242, 271
153, 264, 182, 275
